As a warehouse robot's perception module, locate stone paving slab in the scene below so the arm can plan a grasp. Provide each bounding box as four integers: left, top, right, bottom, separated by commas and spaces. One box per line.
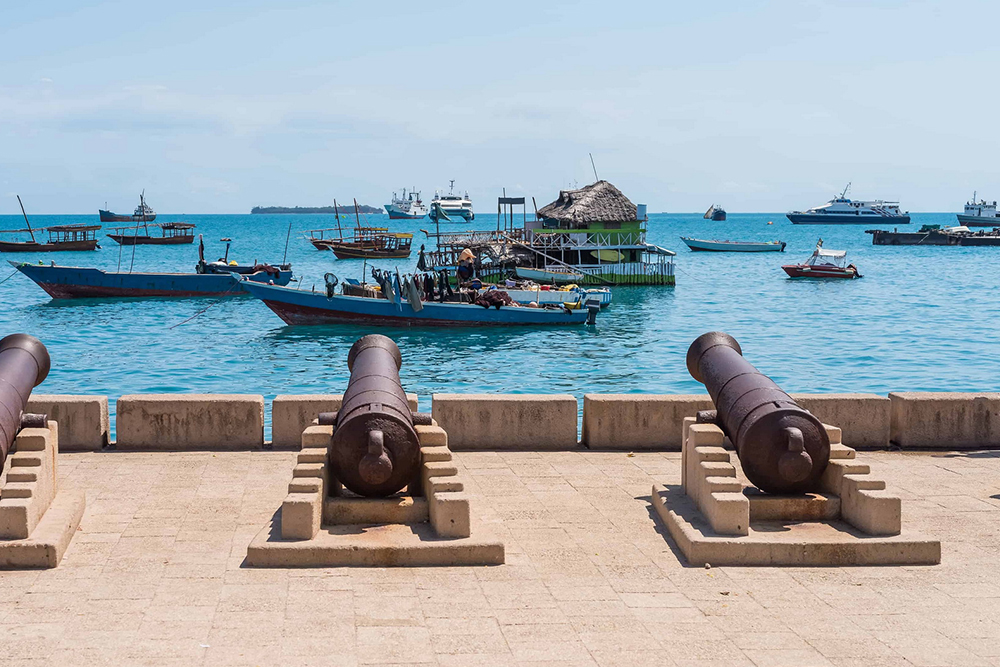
0, 449, 998, 665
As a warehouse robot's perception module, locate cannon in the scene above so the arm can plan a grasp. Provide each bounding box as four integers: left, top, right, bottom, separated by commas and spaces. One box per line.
686, 331, 829, 494
0, 334, 51, 470
318, 335, 431, 497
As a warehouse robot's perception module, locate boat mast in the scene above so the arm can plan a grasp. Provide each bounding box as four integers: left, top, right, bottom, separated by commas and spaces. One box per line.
16, 195, 36, 244
840, 182, 851, 199
334, 198, 343, 241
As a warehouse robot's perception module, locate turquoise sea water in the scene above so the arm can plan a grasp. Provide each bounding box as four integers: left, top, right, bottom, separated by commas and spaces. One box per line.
1, 211, 996, 436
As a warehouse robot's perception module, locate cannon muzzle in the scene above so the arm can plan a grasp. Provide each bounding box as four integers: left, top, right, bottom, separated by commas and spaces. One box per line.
328, 335, 422, 497
0, 334, 50, 470
686, 331, 829, 494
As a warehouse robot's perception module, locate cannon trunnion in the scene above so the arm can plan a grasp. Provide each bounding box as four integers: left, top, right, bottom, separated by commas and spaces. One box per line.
321, 335, 430, 497
686, 331, 830, 494
0, 334, 51, 470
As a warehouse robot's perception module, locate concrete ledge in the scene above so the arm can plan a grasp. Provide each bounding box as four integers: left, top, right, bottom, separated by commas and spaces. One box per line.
583, 394, 713, 450
889, 392, 1000, 449
432, 394, 577, 450
116, 394, 264, 450
652, 484, 940, 566
271, 393, 418, 449
26, 395, 108, 452
0, 489, 86, 569
245, 513, 504, 567
792, 394, 891, 450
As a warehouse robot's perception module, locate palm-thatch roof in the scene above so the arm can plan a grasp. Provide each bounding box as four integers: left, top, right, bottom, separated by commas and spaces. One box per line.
536, 180, 637, 226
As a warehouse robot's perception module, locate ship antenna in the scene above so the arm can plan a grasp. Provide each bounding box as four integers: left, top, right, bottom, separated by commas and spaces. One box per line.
590, 153, 599, 182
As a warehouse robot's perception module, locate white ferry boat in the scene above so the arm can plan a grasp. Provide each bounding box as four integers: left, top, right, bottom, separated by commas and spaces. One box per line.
429, 180, 474, 222
384, 189, 428, 220
787, 183, 910, 224
956, 193, 1000, 227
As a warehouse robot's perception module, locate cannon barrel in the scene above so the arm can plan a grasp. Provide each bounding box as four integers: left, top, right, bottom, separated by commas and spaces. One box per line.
686, 331, 829, 494
0, 334, 51, 470
327, 335, 429, 497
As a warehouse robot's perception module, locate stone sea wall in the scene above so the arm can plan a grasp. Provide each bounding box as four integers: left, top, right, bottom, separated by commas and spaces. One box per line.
25, 392, 1000, 452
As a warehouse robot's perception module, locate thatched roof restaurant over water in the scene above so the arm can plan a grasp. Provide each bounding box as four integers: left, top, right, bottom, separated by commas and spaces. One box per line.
536, 180, 638, 227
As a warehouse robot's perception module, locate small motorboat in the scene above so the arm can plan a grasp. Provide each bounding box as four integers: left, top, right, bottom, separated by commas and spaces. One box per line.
782, 239, 862, 279
681, 237, 785, 252
703, 204, 727, 221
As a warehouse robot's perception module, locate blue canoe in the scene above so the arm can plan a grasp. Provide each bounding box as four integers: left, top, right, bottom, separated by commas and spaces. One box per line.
239, 279, 595, 327
11, 261, 293, 299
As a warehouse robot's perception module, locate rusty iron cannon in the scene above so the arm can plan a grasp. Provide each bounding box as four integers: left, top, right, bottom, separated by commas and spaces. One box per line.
318, 335, 431, 497
0, 334, 51, 470
686, 331, 829, 494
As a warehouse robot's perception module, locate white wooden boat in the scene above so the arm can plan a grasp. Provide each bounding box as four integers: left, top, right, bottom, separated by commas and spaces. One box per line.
681, 237, 786, 252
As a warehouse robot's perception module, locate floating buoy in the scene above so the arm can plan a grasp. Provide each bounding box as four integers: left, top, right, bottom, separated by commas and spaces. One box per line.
767, 221, 773, 225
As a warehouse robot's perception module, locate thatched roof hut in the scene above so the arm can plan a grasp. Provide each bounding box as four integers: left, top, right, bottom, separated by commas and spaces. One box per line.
536, 180, 637, 226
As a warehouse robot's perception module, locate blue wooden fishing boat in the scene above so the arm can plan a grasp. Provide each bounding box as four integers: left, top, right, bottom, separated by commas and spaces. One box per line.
238, 278, 596, 327
11, 236, 291, 299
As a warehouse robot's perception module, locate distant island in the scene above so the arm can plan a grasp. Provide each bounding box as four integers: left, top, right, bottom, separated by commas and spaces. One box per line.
251, 205, 383, 215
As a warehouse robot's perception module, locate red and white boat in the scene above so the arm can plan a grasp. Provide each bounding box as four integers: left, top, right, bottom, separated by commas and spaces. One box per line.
782, 240, 862, 279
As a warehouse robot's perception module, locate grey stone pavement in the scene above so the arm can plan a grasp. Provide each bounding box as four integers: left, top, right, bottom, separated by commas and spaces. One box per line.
1, 448, 998, 666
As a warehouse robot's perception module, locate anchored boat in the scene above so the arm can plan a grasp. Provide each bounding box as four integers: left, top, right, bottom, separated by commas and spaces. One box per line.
681, 237, 785, 252
308, 199, 413, 259
99, 192, 156, 223
106, 222, 195, 246
11, 236, 292, 299
787, 183, 909, 225
429, 180, 474, 222
782, 239, 861, 279
0, 196, 100, 252
239, 273, 597, 327
703, 204, 727, 221
384, 189, 428, 219
956, 193, 1000, 226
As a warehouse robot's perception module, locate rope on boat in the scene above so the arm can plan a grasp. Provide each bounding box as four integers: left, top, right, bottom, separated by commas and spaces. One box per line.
0, 268, 20, 286
167, 282, 242, 329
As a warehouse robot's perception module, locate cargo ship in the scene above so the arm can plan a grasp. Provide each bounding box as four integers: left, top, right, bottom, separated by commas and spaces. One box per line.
384, 189, 428, 220
787, 183, 909, 224
956, 193, 1000, 227
99, 192, 156, 223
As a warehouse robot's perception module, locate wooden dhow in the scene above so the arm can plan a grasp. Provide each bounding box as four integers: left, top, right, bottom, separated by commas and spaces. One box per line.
0, 196, 100, 253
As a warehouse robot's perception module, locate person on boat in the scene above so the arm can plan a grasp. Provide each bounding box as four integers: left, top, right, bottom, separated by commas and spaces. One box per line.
456, 248, 476, 282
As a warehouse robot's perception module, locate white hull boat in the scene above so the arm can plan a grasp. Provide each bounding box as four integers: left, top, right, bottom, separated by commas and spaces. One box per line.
681, 237, 786, 252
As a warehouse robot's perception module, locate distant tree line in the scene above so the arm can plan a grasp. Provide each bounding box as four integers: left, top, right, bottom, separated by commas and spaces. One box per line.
250, 205, 384, 215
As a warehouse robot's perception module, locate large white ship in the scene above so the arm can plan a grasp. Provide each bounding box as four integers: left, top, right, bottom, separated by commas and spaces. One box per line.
787, 183, 910, 224
956, 193, 1000, 227
384, 189, 427, 220
429, 180, 474, 222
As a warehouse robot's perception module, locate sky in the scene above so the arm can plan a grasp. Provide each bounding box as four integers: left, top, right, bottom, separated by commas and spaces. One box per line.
1, 0, 998, 214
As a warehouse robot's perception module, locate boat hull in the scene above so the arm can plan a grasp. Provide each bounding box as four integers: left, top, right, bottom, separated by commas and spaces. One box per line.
11, 263, 292, 299
782, 264, 859, 279
710, 211, 726, 221
787, 213, 910, 225
240, 281, 591, 327
682, 238, 785, 252
514, 267, 584, 284
429, 208, 474, 222
106, 234, 194, 246
99, 210, 157, 223
329, 246, 412, 260
956, 214, 1000, 227
0, 239, 99, 252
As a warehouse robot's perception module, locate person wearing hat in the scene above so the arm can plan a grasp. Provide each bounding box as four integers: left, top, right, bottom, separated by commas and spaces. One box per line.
456, 248, 476, 282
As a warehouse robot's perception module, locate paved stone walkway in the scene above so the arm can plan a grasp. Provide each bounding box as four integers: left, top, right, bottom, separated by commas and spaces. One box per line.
0, 449, 998, 666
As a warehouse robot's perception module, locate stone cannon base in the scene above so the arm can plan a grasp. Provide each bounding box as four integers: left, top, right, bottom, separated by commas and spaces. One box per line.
245, 421, 504, 567
0, 423, 86, 569
650, 418, 940, 567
